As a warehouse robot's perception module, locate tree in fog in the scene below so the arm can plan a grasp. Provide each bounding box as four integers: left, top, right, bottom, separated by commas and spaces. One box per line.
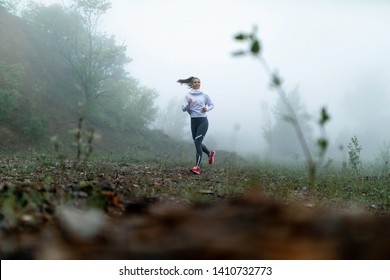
67, 0, 126, 103
96, 75, 158, 130
21, 1, 157, 129
263, 89, 313, 161
24, 1, 127, 105
0, 0, 22, 14
0, 61, 46, 140
153, 97, 187, 139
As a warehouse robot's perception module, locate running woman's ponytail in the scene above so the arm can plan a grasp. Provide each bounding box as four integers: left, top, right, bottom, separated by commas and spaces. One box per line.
177, 76, 199, 88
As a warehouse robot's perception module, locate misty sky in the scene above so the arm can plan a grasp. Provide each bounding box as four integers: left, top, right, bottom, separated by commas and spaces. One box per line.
35, 0, 390, 160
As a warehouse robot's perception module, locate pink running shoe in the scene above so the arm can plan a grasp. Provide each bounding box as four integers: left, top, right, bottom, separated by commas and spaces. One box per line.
208, 150, 215, 165
190, 166, 200, 175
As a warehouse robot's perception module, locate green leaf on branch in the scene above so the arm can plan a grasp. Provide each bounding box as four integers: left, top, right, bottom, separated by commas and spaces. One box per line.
250, 40, 261, 55
317, 138, 328, 151
271, 72, 282, 87
319, 107, 330, 126
234, 33, 248, 40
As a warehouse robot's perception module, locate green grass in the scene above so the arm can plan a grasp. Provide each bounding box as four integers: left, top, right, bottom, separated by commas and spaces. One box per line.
0, 151, 389, 232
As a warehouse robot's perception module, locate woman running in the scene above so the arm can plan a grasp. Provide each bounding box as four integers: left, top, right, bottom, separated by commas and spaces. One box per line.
178, 76, 215, 174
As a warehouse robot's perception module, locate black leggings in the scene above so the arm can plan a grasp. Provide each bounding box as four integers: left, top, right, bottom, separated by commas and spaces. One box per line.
191, 117, 210, 166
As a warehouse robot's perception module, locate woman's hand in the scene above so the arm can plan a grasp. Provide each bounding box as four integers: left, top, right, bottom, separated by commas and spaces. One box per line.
188, 98, 193, 104
201, 107, 207, 112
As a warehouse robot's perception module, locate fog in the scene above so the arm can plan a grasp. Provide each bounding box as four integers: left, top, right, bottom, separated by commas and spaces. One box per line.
38, 0, 390, 162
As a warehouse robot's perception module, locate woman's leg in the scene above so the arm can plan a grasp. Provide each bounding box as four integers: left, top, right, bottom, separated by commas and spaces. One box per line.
199, 118, 210, 156
202, 144, 210, 156
191, 118, 209, 166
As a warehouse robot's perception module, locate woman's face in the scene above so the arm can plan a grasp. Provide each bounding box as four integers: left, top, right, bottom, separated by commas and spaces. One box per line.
191, 78, 201, 89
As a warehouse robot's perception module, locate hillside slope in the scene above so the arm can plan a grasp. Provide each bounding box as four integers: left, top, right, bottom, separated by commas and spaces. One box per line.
0, 8, 81, 148
0, 8, 192, 158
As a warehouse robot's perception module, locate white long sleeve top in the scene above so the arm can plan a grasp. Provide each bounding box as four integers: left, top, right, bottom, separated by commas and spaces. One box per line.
182, 89, 214, 118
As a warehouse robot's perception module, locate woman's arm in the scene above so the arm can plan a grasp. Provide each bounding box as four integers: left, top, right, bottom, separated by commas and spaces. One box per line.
182, 96, 192, 112
205, 95, 214, 111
